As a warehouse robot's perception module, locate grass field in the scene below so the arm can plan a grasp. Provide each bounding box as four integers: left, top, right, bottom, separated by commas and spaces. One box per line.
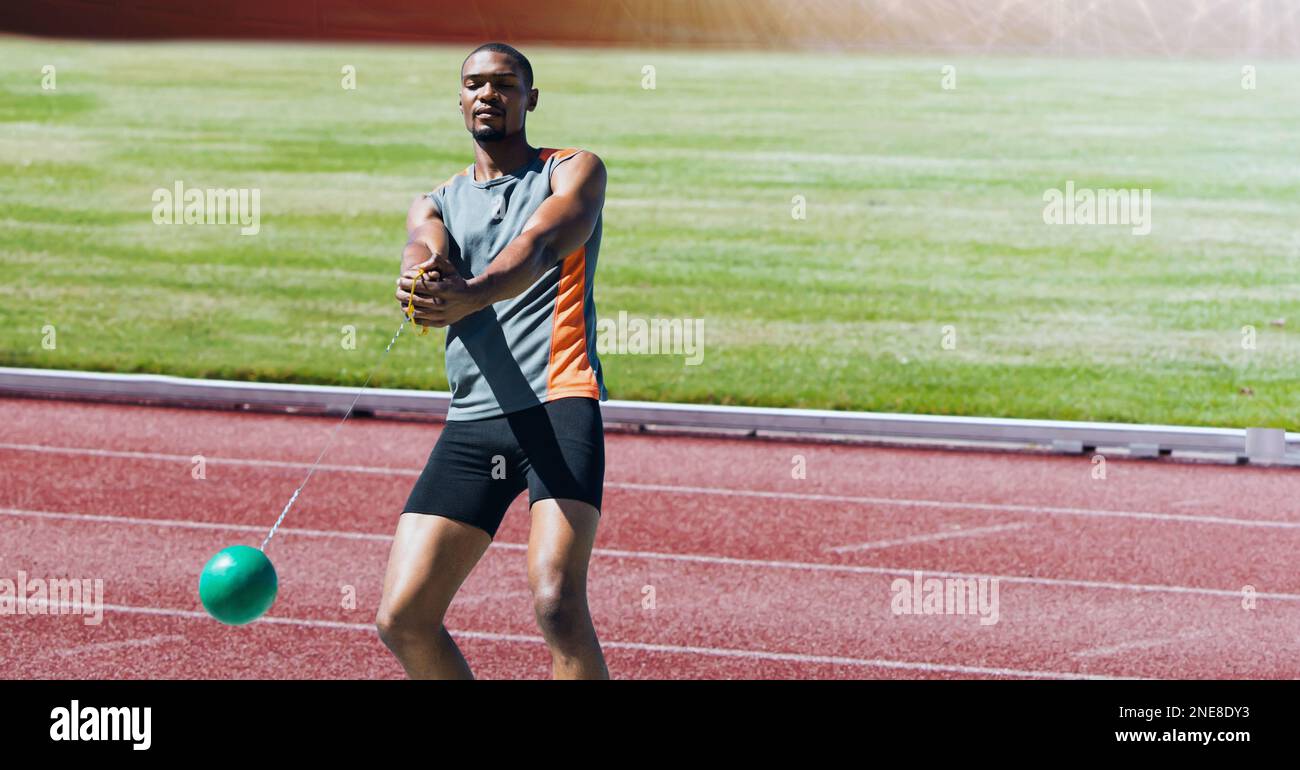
2, 37, 1298, 428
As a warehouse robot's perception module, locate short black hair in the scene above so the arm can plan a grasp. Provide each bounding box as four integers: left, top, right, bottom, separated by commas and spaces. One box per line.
461, 42, 533, 89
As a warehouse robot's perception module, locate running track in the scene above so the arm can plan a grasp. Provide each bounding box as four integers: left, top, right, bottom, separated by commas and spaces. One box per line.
2, 396, 1298, 679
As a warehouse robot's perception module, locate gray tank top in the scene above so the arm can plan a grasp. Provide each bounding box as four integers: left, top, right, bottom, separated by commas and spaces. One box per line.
426, 147, 607, 421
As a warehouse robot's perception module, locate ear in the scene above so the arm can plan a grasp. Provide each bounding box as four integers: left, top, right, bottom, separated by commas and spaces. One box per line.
527, 88, 538, 112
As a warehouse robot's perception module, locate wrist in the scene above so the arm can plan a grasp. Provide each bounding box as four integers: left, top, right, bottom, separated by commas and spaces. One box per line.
466, 274, 496, 311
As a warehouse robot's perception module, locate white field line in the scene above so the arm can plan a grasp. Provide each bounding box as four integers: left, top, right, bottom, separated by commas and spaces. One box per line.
4, 506, 1299, 602
53, 633, 188, 657
1072, 630, 1215, 660
2, 442, 1299, 530
19, 598, 1134, 680
826, 523, 1034, 552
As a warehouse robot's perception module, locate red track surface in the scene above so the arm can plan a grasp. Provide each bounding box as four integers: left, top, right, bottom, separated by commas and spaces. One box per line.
2, 396, 1298, 679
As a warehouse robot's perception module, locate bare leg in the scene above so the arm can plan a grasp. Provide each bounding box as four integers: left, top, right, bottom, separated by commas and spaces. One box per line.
527, 498, 608, 680
376, 513, 491, 680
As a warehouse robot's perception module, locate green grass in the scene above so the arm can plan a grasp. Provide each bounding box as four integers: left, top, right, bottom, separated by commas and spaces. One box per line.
2, 38, 1298, 428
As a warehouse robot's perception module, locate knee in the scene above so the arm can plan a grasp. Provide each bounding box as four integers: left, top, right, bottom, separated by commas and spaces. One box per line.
531, 574, 589, 640
375, 604, 440, 651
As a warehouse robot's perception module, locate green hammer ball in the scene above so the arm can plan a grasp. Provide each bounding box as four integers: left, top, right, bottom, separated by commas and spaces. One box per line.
199, 545, 278, 625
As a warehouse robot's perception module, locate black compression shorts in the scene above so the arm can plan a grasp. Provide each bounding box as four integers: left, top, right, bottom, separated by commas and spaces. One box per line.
402, 396, 605, 539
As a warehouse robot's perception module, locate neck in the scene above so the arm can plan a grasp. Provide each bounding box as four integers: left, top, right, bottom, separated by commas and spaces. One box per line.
471, 133, 536, 182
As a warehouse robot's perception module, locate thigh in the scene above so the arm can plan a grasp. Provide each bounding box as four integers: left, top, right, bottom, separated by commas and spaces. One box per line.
515, 397, 605, 514
378, 512, 492, 625
403, 417, 529, 540
527, 498, 601, 590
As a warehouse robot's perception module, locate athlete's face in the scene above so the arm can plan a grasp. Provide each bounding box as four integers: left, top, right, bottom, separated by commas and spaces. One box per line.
458, 52, 536, 142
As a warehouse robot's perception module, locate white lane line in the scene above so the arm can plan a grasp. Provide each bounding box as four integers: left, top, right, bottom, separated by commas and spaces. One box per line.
53, 633, 187, 657
589, 544, 1300, 601
3, 442, 1297, 530
24, 599, 1134, 680
0, 443, 408, 477
0, 507, 392, 541
616, 481, 1300, 530
5, 506, 1300, 602
1072, 630, 1215, 660
827, 522, 1034, 553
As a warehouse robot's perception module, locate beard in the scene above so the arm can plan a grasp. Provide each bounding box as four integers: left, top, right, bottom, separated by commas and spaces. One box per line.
471, 124, 508, 142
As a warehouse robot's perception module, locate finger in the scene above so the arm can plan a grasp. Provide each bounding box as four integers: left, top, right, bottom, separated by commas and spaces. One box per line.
399, 271, 440, 293
404, 282, 444, 304
414, 252, 456, 276
400, 270, 442, 294
412, 305, 445, 319
397, 289, 441, 308
414, 270, 442, 290
413, 315, 448, 328
421, 278, 458, 297
431, 253, 458, 275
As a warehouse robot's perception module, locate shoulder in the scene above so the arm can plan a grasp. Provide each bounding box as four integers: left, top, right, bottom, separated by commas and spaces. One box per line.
406, 193, 438, 232
544, 147, 603, 172
408, 166, 472, 227
545, 148, 605, 194
431, 165, 473, 198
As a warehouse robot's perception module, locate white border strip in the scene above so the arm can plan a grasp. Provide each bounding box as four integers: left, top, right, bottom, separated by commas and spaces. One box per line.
22, 599, 1130, 680
9, 506, 1300, 600
2, 367, 1297, 462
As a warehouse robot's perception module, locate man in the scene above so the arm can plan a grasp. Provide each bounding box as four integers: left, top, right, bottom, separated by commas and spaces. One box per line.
377, 43, 610, 680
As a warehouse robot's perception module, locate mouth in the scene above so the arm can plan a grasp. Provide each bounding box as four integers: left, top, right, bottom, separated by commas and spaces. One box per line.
475, 108, 504, 118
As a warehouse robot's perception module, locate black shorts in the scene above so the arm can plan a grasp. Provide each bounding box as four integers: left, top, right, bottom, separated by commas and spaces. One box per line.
402, 397, 605, 539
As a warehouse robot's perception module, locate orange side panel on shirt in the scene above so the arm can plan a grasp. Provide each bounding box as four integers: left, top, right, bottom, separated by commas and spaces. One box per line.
540, 147, 580, 164
547, 245, 599, 397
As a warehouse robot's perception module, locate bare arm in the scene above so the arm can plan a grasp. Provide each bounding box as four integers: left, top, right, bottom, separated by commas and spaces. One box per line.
401, 193, 450, 275
468, 150, 606, 306
397, 150, 607, 328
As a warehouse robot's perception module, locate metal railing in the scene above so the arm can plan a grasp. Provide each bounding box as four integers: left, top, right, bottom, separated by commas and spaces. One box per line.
1, 367, 1295, 464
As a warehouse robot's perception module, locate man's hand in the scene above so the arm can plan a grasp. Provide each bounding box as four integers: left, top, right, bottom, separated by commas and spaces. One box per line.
395, 240, 436, 321
395, 251, 486, 328
392, 149, 605, 327
397, 198, 455, 323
